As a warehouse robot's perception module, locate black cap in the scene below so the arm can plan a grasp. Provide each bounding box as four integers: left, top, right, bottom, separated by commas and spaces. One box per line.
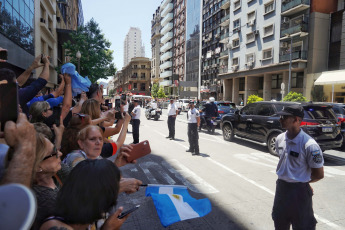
276, 105, 304, 118
133, 99, 140, 103
189, 101, 194, 104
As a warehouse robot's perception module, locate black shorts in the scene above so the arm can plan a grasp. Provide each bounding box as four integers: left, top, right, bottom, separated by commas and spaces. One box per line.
272, 179, 317, 230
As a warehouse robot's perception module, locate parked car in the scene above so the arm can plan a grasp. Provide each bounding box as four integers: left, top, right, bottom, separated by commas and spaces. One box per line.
215, 101, 237, 120
327, 103, 345, 149
179, 99, 191, 112
220, 101, 343, 155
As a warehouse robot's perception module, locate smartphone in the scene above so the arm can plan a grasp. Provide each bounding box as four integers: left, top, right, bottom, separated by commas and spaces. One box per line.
121, 94, 127, 105
126, 140, 151, 162
118, 205, 140, 219
0, 82, 19, 131
115, 99, 121, 111
0, 49, 8, 61
40, 54, 44, 64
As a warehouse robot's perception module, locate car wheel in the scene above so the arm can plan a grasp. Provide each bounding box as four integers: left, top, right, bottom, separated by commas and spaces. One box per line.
222, 123, 234, 141
267, 133, 278, 156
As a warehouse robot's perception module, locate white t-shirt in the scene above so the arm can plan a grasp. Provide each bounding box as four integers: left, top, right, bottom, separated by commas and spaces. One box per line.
167, 103, 177, 116
123, 103, 129, 112
151, 102, 157, 109
275, 129, 324, 183
132, 105, 141, 119
187, 108, 200, 123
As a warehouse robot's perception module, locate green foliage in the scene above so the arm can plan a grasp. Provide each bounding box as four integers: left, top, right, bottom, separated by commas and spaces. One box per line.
283, 91, 307, 102
151, 84, 159, 98
108, 89, 115, 97
247, 95, 264, 104
62, 18, 116, 83
311, 85, 327, 102
157, 86, 167, 98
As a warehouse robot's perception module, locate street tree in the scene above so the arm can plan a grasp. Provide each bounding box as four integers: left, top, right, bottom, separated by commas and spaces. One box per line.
151, 84, 159, 98
157, 86, 167, 98
63, 18, 116, 82
283, 91, 307, 102
247, 95, 264, 104
108, 89, 115, 97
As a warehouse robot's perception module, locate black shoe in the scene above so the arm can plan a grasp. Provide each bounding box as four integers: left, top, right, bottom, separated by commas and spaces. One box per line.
166, 136, 171, 139
186, 149, 194, 153
192, 152, 200, 155
170, 137, 175, 140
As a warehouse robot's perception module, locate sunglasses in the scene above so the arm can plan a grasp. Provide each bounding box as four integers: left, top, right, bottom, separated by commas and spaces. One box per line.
42, 146, 58, 161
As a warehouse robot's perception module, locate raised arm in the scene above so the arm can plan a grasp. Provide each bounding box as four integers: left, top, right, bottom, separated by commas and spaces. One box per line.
17, 55, 44, 86
61, 74, 72, 120
50, 76, 65, 98
38, 55, 51, 82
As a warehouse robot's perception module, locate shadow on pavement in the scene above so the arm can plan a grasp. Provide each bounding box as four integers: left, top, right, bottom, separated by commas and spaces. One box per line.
117, 154, 246, 230
172, 138, 185, 142
323, 153, 345, 166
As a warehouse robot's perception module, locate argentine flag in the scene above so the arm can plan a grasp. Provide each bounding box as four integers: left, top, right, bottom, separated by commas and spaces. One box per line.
146, 184, 212, 227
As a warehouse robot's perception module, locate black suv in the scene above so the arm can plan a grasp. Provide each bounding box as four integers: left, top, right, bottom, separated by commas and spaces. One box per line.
220, 101, 343, 155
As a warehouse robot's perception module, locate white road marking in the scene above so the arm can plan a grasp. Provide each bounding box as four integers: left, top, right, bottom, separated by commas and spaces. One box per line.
206, 157, 342, 229
139, 162, 176, 185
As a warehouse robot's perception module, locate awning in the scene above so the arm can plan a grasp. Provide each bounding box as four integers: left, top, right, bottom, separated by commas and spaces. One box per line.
314, 70, 345, 85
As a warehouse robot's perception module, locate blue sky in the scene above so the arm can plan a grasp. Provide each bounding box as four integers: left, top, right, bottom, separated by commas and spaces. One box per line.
82, 0, 162, 71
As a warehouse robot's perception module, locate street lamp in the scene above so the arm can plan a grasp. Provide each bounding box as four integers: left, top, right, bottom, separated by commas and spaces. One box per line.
76, 51, 81, 73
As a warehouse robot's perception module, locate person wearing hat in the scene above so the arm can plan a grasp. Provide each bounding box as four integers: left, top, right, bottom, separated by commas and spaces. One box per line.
166, 99, 178, 140
272, 104, 324, 229
186, 101, 200, 155
131, 100, 141, 144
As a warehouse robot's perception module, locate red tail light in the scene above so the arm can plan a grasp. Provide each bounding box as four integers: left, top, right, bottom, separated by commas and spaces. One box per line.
218, 110, 224, 114
300, 121, 320, 126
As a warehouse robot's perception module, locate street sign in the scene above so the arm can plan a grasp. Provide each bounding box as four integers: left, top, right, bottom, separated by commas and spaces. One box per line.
281, 90, 285, 94
281, 83, 285, 90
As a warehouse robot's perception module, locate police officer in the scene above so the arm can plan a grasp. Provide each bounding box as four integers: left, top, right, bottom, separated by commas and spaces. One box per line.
186, 101, 200, 155
166, 99, 178, 140
131, 100, 141, 144
272, 105, 324, 230
202, 97, 218, 130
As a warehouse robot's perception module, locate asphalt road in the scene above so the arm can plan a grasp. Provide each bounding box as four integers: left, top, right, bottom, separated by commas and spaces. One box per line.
114, 109, 345, 230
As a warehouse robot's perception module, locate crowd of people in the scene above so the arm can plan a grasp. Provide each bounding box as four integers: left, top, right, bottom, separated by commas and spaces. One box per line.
0, 55, 143, 229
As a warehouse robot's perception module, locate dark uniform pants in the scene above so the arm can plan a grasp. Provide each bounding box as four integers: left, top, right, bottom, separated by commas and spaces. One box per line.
168, 116, 176, 138
272, 179, 316, 230
132, 119, 140, 144
188, 123, 199, 153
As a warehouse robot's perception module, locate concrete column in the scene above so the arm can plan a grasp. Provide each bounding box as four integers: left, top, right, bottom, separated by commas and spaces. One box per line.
263, 74, 272, 101
232, 78, 239, 105
282, 71, 289, 95
223, 79, 233, 101
245, 76, 259, 102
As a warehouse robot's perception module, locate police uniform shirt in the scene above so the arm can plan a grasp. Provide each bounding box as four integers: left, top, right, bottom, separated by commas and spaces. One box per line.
187, 108, 200, 123
132, 105, 141, 119
168, 103, 177, 116
275, 129, 324, 183
151, 102, 157, 109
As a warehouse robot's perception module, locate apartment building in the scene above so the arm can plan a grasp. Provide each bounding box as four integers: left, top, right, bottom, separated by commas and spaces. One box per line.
160, 0, 175, 96
151, 7, 161, 84
114, 70, 123, 94
0, 0, 35, 76
173, 0, 186, 88
124, 27, 145, 67
201, 0, 224, 100
119, 57, 151, 96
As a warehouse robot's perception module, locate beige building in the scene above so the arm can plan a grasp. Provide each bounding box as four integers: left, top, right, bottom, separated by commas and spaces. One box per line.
115, 57, 151, 96
151, 7, 161, 84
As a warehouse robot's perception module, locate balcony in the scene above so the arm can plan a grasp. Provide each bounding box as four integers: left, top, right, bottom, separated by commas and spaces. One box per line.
161, 0, 171, 9
161, 32, 173, 44
160, 61, 173, 70
280, 23, 308, 38
160, 41, 173, 53
161, 3, 173, 17
161, 13, 173, 26
160, 70, 173, 79
220, 0, 230, 9
161, 51, 173, 61
219, 49, 229, 59
161, 22, 173, 35
160, 80, 172, 86
220, 14, 230, 27
281, 0, 310, 16
219, 32, 229, 44
279, 50, 307, 62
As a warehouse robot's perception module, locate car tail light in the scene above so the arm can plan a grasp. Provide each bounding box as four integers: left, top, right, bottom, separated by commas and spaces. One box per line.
300, 121, 320, 126
218, 110, 224, 114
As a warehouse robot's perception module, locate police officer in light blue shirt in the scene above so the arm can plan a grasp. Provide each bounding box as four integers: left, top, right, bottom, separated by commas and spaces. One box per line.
272, 105, 324, 230
186, 101, 200, 155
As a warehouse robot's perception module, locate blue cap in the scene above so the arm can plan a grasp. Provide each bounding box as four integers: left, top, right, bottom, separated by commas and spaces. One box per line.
46, 96, 63, 108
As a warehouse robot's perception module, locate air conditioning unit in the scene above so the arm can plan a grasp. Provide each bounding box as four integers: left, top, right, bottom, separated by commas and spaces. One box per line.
283, 17, 290, 24
247, 19, 255, 26
246, 61, 253, 68
232, 65, 239, 71
254, 30, 259, 36
226, 43, 232, 49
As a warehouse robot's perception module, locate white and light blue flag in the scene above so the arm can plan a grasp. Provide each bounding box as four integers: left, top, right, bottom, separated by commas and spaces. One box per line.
145, 184, 212, 227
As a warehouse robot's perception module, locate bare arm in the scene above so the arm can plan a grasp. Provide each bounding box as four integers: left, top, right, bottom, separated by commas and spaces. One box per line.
38, 55, 51, 82
103, 119, 124, 138
71, 92, 87, 114
61, 74, 72, 120
197, 116, 200, 127
310, 167, 324, 183
114, 113, 131, 148
16, 55, 43, 86
50, 76, 65, 98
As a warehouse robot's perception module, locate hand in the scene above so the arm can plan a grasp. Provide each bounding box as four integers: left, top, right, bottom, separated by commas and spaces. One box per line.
114, 144, 136, 167
4, 113, 36, 150
309, 184, 314, 195
80, 91, 87, 102
52, 116, 65, 141
63, 73, 71, 84
30, 55, 44, 69
59, 74, 65, 85
41, 55, 50, 65
119, 178, 142, 194
103, 110, 115, 122
101, 207, 129, 230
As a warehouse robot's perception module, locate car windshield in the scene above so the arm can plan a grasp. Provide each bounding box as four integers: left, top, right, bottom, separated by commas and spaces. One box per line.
303, 106, 337, 120
332, 106, 345, 115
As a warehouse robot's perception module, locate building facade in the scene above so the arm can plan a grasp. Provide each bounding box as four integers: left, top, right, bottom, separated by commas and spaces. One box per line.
116, 57, 151, 96
151, 7, 161, 84
123, 27, 145, 67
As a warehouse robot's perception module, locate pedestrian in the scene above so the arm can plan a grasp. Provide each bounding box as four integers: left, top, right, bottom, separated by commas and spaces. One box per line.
272, 105, 324, 230
186, 101, 200, 155
131, 100, 141, 144
166, 99, 178, 140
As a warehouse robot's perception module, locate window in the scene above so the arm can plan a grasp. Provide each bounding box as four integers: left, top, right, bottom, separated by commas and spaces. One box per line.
258, 77, 264, 90
141, 73, 146, 78
247, 11, 255, 22
264, 1, 275, 14
141, 65, 145, 69
271, 74, 283, 89
140, 83, 146, 91
232, 57, 239, 66
246, 53, 255, 63
262, 48, 273, 60
232, 38, 240, 48
134, 65, 137, 69
257, 104, 273, 116
292, 72, 304, 88
241, 104, 256, 115
246, 32, 255, 44
263, 24, 274, 37
239, 77, 245, 91
132, 73, 138, 78
233, 19, 241, 29
234, 0, 241, 11
133, 83, 137, 89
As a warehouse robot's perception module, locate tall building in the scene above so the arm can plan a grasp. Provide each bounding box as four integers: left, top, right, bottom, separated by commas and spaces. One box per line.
123, 27, 145, 67
173, 0, 186, 90
151, 7, 161, 84
0, 0, 35, 76
159, 0, 175, 96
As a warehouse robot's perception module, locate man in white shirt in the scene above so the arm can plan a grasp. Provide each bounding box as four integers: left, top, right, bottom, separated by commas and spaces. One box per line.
186, 101, 200, 155
131, 100, 141, 144
166, 99, 178, 140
